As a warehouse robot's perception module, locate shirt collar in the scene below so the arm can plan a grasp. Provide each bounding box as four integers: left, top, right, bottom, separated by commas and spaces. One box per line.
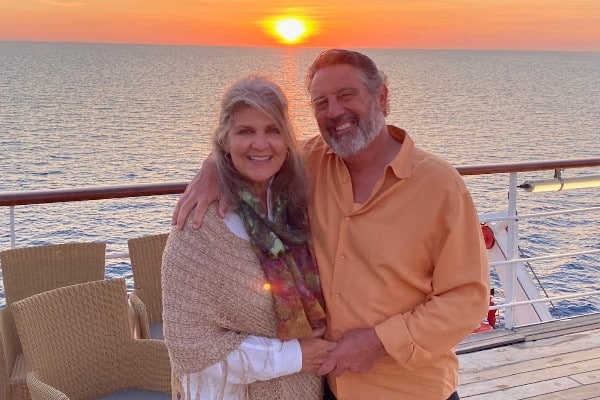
386, 125, 414, 180
323, 125, 415, 179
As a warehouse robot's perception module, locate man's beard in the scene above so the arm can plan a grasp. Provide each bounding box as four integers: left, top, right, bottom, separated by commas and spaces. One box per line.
321, 99, 386, 159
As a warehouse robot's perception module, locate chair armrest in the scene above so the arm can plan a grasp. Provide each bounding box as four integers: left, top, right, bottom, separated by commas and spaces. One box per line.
26, 371, 70, 400
128, 292, 151, 339
0, 307, 20, 381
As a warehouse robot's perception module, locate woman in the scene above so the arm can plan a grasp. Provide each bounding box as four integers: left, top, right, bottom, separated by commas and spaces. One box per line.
162, 75, 334, 400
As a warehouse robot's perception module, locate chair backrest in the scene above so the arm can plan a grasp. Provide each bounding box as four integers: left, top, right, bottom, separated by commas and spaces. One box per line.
0, 241, 107, 387
1, 241, 107, 305
11, 278, 134, 399
127, 233, 168, 324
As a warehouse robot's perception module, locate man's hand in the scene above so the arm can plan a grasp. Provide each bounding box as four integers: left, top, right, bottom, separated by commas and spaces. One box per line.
171, 157, 220, 229
317, 327, 387, 377
299, 327, 338, 372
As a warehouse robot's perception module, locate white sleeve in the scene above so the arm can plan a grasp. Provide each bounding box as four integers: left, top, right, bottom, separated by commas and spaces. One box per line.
200, 336, 303, 384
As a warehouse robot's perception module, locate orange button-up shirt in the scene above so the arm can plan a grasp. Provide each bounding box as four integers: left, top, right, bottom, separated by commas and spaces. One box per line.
304, 126, 490, 399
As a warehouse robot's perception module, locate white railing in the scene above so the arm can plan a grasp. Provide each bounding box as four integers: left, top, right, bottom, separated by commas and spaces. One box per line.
463, 160, 600, 328
2, 159, 599, 329
480, 170, 599, 328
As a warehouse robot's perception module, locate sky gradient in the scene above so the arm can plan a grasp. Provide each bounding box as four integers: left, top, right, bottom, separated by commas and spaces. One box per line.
1, 0, 599, 51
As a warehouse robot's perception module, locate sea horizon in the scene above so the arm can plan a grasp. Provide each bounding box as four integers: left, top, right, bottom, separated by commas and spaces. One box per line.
2, 39, 600, 54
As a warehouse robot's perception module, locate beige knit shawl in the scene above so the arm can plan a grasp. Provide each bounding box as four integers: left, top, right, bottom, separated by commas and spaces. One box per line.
162, 204, 322, 400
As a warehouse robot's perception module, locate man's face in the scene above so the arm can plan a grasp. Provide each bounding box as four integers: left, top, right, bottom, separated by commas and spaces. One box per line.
309, 64, 386, 158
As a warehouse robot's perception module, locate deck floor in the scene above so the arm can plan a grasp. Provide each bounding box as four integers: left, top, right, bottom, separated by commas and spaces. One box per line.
457, 315, 600, 399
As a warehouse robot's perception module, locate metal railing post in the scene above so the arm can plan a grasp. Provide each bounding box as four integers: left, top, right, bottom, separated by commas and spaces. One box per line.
504, 172, 519, 329
9, 205, 16, 249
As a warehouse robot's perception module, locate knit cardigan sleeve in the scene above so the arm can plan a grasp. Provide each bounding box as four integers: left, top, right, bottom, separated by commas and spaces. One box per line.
161, 205, 279, 376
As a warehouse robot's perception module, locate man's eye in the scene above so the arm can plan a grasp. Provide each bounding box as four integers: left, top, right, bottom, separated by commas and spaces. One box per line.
338, 92, 355, 101
312, 100, 327, 110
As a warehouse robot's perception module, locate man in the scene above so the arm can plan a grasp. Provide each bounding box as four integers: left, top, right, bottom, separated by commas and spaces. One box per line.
173, 49, 489, 400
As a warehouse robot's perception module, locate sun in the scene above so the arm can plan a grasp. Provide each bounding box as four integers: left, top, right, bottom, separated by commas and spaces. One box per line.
264, 15, 313, 45
275, 18, 306, 44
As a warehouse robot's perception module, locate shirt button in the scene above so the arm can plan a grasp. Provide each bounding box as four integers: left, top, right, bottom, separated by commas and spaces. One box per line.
339, 254, 346, 259
344, 216, 350, 221
342, 178, 349, 183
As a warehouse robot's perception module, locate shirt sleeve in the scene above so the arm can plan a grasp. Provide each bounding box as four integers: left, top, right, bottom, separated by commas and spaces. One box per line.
375, 189, 490, 370
200, 336, 303, 384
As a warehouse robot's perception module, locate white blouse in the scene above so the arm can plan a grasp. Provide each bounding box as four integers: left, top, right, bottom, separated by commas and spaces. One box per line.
181, 211, 303, 399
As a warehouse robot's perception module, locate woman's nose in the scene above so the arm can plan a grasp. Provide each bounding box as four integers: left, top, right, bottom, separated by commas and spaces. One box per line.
251, 134, 269, 149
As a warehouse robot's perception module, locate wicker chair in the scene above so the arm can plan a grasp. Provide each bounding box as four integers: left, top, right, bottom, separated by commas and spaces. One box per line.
127, 233, 168, 340
10, 278, 171, 400
0, 241, 106, 400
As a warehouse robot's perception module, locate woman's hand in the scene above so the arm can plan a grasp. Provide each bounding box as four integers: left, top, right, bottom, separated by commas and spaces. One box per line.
299, 327, 337, 372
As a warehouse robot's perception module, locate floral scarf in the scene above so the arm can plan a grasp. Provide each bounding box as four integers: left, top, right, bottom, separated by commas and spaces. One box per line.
238, 188, 326, 340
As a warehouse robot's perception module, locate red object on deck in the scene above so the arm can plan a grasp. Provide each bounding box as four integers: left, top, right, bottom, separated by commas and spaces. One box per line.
473, 321, 494, 333
481, 224, 495, 249
472, 290, 497, 333
487, 295, 496, 328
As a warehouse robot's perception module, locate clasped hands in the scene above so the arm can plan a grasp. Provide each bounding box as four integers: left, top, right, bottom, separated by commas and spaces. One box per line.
300, 327, 387, 377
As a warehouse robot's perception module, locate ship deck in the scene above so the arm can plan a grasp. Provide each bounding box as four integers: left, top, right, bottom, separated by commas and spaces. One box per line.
457, 314, 600, 399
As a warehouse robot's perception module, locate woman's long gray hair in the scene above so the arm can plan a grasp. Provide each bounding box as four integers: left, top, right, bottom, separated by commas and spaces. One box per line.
213, 75, 310, 226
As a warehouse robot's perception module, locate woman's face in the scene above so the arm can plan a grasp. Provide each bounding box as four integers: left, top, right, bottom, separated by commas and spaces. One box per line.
226, 105, 287, 195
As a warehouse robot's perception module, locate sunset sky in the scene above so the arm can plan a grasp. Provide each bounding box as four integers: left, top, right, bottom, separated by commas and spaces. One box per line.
1, 0, 599, 51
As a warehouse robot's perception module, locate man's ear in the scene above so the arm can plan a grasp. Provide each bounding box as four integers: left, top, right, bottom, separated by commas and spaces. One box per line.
378, 84, 389, 115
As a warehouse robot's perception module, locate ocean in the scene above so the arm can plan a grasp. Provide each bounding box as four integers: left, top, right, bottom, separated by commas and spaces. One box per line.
1, 42, 598, 316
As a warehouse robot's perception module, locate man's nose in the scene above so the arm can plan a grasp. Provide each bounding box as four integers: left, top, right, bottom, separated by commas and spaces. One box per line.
326, 98, 345, 119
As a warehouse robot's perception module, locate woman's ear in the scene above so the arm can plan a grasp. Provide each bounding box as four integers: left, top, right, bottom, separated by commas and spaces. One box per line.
219, 136, 230, 154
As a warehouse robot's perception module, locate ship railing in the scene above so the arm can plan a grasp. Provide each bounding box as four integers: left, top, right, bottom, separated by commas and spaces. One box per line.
1, 158, 599, 329
460, 158, 600, 328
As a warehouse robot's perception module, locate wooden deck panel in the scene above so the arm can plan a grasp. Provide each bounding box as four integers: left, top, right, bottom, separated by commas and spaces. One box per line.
457, 313, 600, 355
457, 316, 600, 399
